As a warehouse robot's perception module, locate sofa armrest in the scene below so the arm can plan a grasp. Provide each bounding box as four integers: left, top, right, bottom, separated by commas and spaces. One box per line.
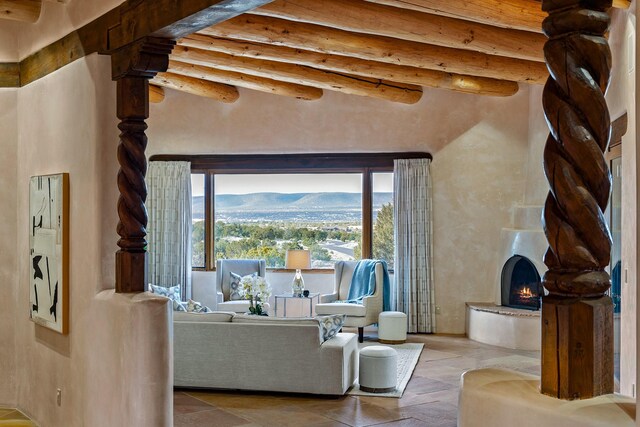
320, 332, 358, 393
320, 292, 339, 303
216, 292, 224, 304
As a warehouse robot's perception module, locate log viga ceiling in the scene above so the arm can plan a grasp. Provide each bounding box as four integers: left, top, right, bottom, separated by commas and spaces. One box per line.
1, 0, 630, 104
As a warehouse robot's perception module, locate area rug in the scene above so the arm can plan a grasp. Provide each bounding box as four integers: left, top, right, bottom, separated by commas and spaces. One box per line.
348, 342, 424, 398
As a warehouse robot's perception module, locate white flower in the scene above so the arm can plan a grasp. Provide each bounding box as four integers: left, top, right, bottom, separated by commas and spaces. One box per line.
239, 274, 272, 302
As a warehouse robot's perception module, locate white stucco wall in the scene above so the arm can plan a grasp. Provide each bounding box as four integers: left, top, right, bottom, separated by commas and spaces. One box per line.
0, 89, 18, 406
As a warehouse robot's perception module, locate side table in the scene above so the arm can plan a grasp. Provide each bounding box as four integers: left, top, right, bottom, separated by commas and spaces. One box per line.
275, 293, 320, 317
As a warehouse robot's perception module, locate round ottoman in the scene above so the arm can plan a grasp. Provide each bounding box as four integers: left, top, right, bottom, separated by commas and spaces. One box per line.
378, 311, 407, 344
359, 346, 398, 393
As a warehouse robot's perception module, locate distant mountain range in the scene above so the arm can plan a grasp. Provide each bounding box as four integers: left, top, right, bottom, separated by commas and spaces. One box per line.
192, 192, 392, 221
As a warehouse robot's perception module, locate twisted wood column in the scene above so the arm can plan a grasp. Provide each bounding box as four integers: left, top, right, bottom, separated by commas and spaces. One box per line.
540, 0, 614, 399
112, 37, 175, 293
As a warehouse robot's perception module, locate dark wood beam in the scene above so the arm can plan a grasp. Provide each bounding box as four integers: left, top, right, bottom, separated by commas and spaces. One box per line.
540, 0, 614, 400
108, 0, 275, 51
0, 63, 20, 87
150, 152, 432, 171
1, 0, 273, 87
20, 9, 119, 86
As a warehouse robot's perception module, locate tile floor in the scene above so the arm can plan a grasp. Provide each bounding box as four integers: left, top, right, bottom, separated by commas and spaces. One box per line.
174, 331, 541, 427
0, 408, 37, 426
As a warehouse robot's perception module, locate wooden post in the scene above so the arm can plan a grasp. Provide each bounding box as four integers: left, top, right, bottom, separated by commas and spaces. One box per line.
112, 37, 175, 293
540, 0, 614, 399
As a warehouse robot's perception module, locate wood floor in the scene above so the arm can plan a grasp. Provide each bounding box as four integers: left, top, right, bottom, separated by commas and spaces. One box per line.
174, 332, 541, 427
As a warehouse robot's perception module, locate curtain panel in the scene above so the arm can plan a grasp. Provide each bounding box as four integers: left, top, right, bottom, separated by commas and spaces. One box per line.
147, 161, 192, 300
393, 158, 435, 333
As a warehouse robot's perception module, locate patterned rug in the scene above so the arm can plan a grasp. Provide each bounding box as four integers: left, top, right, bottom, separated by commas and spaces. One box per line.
348, 342, 424, 398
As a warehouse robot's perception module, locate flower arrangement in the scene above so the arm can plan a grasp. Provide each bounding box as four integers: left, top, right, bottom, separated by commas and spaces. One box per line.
239, 275, 272, 315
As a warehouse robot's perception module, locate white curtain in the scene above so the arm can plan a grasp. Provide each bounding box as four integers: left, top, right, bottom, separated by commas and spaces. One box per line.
147, 161, 192, 300
393, 158, 435, 333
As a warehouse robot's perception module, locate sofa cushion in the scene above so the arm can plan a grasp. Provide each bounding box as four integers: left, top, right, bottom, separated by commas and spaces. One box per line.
233, 315, 345, 344
229, 271, 257, 301
186, 299, 211, 313
150, 284, 186, 311
173, 311, 235, 323
317, 314, 346, 341
315, 302, 367, 317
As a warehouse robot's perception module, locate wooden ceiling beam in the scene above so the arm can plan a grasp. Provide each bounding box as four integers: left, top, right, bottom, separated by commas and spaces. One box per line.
171, 45, 423, 104
252, 0, 545, 62
149, 85, 165, 103
364, 0, 630, 33
364, 0, 546, 33
151, 71, 240, 103
168, 59, 323, 100
180, 35, 519, 97
0, 0, 42, 23
201, 15, 549, 84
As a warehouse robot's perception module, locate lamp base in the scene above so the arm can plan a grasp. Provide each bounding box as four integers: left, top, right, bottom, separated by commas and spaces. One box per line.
292, 270, 305, 297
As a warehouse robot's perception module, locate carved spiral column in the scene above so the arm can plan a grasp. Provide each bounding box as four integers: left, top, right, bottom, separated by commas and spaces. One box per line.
540, 0, 614, 399
112, 37, 175, 293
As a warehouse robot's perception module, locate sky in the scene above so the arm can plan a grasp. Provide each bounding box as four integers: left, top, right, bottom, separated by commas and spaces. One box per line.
191, 173, 393, 196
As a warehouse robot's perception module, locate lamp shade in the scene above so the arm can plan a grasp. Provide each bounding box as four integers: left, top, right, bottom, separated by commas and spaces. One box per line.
285, 249, 311, 270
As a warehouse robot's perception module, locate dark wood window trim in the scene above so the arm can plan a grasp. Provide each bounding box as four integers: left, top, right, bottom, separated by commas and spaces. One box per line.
150, 152, 432, 272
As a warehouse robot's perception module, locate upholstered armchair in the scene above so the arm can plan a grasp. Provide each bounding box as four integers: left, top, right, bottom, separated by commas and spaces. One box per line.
315, 260, 383, 343
216, 259, 269, 313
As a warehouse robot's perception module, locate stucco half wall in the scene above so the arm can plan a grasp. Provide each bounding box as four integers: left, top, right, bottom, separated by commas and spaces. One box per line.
11, 54, 172, 427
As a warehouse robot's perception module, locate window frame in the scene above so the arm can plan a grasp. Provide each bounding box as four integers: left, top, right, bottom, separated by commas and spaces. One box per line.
150, 152, 432, 272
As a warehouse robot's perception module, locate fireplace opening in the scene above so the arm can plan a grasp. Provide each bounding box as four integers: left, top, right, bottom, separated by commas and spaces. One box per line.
501, 255, 542, 310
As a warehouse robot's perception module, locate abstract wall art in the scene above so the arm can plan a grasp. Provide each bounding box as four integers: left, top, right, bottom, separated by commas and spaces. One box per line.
29, 173, 69, 334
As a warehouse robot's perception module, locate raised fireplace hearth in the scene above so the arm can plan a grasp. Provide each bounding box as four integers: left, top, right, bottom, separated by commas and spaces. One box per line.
466, 206, 547, 351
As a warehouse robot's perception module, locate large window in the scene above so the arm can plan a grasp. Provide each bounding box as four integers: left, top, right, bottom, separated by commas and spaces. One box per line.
159, 153, 430, 271
214, 173, 363, 268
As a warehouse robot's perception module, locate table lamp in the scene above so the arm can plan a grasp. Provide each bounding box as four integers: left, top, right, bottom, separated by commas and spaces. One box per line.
286, 249, 311, 297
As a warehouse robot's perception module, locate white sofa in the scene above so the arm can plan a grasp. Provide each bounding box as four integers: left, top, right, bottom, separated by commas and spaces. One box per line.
173, 312, 359, 395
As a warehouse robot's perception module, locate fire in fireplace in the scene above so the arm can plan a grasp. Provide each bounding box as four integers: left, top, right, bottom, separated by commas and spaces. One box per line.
500, 255, 542, 310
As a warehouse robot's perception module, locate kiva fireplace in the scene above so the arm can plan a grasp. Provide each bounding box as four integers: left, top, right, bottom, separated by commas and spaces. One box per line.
500, 255, 542, 310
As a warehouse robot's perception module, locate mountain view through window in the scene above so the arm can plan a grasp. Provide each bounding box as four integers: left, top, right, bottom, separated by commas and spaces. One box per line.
191, 173, 394, 269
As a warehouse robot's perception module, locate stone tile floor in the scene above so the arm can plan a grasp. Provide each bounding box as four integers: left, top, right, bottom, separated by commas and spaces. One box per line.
174, 331, 542, 427
0, 408, 37, 426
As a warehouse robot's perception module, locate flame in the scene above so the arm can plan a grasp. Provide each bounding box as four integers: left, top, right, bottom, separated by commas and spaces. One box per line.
519, 287, 533, 298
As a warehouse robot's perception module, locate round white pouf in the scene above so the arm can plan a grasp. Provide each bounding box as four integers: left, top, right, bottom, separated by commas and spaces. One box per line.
359, 346, 398, 393
378, 311, 407, 344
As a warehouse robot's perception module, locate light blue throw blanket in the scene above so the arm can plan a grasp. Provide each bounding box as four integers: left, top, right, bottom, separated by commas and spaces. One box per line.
344, 259, 391, 311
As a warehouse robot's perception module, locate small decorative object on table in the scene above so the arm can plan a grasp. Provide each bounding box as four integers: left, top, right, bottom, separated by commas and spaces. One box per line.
286, 249, 311, 296
303, 290, 310, 297
239, 275, 272, 316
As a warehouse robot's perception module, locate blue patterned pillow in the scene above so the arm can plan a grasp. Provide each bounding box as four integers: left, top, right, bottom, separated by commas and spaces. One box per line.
229, 272, 257, 301
150, 284, 185, 311
316, 314, 346, 342
186, 299, 211, 313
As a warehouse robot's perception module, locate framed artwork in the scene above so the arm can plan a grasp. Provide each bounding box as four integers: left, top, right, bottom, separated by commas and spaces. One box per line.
29, 173, 69, 334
